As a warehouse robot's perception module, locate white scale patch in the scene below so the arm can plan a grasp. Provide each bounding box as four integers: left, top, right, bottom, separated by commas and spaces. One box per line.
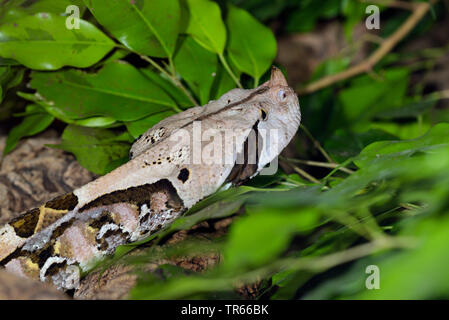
151, 128, 165, 142
51, 263, 80, 290
97, 223, 119, 240
136, 204, 180, 240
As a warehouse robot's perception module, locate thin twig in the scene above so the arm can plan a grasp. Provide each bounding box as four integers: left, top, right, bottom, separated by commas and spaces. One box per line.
282, 236, 416, 271
139, 55, 199, 107
239, 236, 415, 285
298, 0, 437, 95
283, 157, 355, 175
289, 163, 321, 184
300, 125, 334, 163
429, 89, 449, 100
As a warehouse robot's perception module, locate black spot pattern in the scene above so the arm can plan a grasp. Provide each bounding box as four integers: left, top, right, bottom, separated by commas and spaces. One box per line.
177, 168, 190, 183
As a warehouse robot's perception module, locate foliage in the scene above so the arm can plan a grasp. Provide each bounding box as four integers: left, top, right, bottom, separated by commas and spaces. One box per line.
1, 0, 449, 300
0, 0, 276, 170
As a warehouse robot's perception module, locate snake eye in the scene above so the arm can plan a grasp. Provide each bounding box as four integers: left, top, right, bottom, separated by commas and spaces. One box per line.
260, 108, 268, 121
278, 89, 287, 101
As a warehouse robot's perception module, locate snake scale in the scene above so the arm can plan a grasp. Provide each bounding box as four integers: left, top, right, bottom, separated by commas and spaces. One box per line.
0, 67, 301, 290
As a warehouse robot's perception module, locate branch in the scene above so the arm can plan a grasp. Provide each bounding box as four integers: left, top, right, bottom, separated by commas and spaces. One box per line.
289, 163, 321, 184
283, 157, 355, 175
300, 124, 334, 163
298, 0, 436, 95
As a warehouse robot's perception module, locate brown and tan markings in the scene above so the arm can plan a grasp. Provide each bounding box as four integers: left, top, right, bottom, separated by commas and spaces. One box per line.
9, 192, 79, 238
0, 67, 301, 291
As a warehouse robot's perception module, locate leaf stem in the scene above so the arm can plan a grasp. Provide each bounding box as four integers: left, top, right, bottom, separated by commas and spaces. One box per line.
168, 56, 176, 77
218, 54, 242, 88
139, 55, 199, 107
253, 78, 259, 89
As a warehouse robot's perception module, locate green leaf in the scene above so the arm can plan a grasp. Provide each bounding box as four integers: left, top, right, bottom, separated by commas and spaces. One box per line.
324, 129, 398, 163
140, 68, 193, 108
72, 116, 117, 128
355, 123, 449, 168
174, 36, 218, 104
285, 0, 339, 33
226, 4, 277, 81
0, 57, 20, 66
16, 92, 119, 129
185, 0, 227, 54
210, 63, 236, 99
0, 13, 114, 70
22, 0, 86, 15
375, 98, 436, 120
0, 0, 86, 24
29, 61, 178, 122
98, 49, 130, 66
341, 0, 365, 39
369, 121, 432, 140
51, 125, 132, 175
3, 105, 54, 155
0, 66, 24, 102
357, 215, 449, 299
85, 0, 180, 58
125, 111, 175, 139
338, 68, 410, 130
230, 0, 294, 22
223, 207, 319, 271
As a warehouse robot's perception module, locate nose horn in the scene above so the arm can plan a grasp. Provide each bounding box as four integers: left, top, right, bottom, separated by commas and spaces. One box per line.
268, 66, 288, 87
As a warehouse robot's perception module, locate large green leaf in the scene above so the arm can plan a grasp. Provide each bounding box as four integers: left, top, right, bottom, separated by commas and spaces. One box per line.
0, 13, 114, 70
52, 125, 132, 175
358, 214, 449, 299
0, 0, 86, 24
223, 207, 319, 271
140, 68, 193, 108
3, 105, 54, 155
185, 0, 227, 54
338, 68, 410, 130
226, 4, 277, 81
174, 36, 218, 104
29, 61, 178, 122
84, 0, 180, 58
210, 63, 237, 100
355, 123, 449, 168
324, 129, 398, 163
17, 91, 115, 128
